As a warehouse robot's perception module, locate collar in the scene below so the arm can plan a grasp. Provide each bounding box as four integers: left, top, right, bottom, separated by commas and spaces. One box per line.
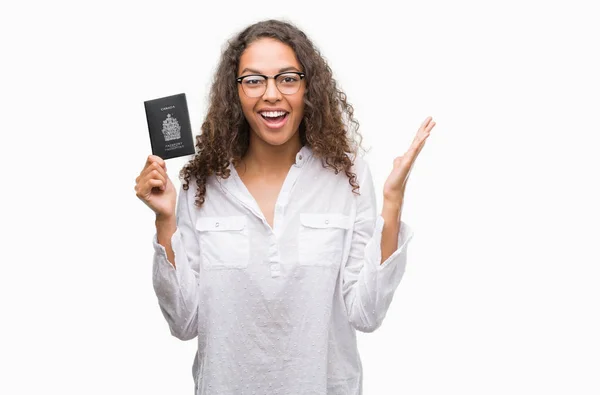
218, 145, 313, 192
294, 145, 313, 168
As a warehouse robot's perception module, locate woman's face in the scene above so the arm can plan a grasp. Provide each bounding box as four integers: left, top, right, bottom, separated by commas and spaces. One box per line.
237, 38, 305, 148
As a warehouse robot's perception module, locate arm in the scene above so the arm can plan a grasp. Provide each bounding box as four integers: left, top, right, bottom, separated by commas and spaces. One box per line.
342, 162, 414, 333
380, 197, 404, 264
155, 215, 177, 266
151, 184, 201, 340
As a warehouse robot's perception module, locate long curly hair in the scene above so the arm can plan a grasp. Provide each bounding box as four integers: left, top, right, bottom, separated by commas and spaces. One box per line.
180, 19, 365, 208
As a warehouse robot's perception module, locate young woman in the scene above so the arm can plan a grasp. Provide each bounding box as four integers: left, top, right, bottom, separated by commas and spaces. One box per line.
135, 19, 435, 395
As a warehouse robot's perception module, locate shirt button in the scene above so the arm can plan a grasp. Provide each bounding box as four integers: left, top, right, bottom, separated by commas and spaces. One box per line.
215, 222, 219, 227
325, 219, 329, 225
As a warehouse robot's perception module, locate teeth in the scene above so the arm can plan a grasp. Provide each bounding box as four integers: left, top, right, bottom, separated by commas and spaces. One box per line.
260, 111, 287, 118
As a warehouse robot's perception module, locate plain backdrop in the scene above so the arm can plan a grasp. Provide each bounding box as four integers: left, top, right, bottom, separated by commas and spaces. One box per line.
1, 0, 599, 394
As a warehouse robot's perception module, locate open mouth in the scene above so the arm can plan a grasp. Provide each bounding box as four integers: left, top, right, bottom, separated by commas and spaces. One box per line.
258, 110, 289, 129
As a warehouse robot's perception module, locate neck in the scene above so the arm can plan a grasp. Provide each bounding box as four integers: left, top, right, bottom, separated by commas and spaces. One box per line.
238, 131, 302, 178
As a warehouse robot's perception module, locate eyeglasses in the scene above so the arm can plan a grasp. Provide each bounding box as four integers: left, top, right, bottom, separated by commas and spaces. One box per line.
236, 71, 306, 98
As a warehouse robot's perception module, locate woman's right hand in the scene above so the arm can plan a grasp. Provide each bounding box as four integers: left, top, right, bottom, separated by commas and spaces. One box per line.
135, 155, 177, 218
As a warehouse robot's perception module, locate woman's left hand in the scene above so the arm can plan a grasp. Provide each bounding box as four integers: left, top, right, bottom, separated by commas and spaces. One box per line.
383, 116, 436, 203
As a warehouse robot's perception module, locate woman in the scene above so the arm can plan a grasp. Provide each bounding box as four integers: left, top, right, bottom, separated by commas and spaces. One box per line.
135, 19, 435, 395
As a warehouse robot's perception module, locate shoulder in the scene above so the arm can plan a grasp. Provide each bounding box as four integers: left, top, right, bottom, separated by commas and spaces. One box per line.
310, 148, 371, 177
177, 172, 206, 207
303, 147, 375, 195
349, 153, 372, 184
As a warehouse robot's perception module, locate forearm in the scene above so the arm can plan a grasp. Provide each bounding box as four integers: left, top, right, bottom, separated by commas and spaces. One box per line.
156, 214, 177, 268
380, 197, 403, 264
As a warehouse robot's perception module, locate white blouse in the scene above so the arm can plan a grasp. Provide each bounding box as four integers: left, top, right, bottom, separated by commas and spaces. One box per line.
152, 145, 414, 395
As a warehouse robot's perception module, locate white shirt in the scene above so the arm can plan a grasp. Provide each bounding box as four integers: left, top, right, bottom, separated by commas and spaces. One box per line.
152, 145, 414, 395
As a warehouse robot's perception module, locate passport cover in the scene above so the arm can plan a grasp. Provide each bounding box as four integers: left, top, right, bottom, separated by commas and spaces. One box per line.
144, 93, 195, 159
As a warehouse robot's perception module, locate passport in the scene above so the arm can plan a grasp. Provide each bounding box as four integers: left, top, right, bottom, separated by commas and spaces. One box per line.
144, 93, 196, 159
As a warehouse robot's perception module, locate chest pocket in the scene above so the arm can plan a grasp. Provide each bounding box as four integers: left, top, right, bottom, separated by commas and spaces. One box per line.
298, 213, 351, 268
196, 216, 249, 269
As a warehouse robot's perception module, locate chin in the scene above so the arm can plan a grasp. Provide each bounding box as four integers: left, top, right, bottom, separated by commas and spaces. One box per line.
250, 124, 299, 147
259, 132, 296, 147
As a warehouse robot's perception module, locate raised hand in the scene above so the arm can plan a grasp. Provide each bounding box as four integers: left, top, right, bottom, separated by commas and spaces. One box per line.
383, 116, 436, 203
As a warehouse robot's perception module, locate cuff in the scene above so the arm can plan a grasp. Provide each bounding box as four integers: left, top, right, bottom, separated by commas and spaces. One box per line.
152, 228, 182, 269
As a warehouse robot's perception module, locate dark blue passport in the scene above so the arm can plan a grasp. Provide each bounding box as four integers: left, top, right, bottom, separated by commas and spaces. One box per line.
144, 93, 196, 159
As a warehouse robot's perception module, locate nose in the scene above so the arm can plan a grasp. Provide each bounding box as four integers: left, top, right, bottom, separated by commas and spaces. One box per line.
262, 78, 281, 102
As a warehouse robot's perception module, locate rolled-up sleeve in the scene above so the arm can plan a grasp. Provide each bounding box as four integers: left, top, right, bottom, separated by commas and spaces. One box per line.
342, 162, 415, 333
152, 185, 201, 341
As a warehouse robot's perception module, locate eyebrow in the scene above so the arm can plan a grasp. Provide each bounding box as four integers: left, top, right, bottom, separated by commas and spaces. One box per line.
239, 66, 301, 75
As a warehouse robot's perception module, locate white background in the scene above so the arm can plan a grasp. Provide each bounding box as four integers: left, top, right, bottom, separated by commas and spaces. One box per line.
2, 0, 599, 394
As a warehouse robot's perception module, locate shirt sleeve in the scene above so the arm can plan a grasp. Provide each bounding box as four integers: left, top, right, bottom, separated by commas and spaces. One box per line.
342, 161, 415, 333
151, 184, 201, 341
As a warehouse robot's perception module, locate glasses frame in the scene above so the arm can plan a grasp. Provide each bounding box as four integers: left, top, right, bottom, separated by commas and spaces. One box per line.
236, 71, 306, 97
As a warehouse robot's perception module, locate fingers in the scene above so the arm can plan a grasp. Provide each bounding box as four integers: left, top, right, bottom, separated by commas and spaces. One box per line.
406, 117, 436, 158
135, 156, 169, 197
417, 116, 435, 141
419, 116, 433, 130
146, 179, 165, 190
424, 118, 436, 134
415, 136, 427, 156
137, 161, 167, 184
146, 162, 168, 191
418, 117, 435, 136
135, 171, 167, 198
145, 155, 166, 170
411, 117, 434, 144
393, 117, 436, 175
414, 119, 434, 155
143, 155, 167, 181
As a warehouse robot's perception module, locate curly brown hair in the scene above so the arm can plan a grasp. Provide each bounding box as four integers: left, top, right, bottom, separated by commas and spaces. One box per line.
179, 19, 365, 208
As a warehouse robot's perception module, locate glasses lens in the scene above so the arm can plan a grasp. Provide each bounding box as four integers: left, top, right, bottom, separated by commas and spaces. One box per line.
276, 73, 302, 95
241, 76, 267, 97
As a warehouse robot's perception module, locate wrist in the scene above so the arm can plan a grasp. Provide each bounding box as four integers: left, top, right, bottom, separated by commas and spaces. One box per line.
382, 200, 402, 217
155, 213, 176, 224
383, 185, 405, 203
